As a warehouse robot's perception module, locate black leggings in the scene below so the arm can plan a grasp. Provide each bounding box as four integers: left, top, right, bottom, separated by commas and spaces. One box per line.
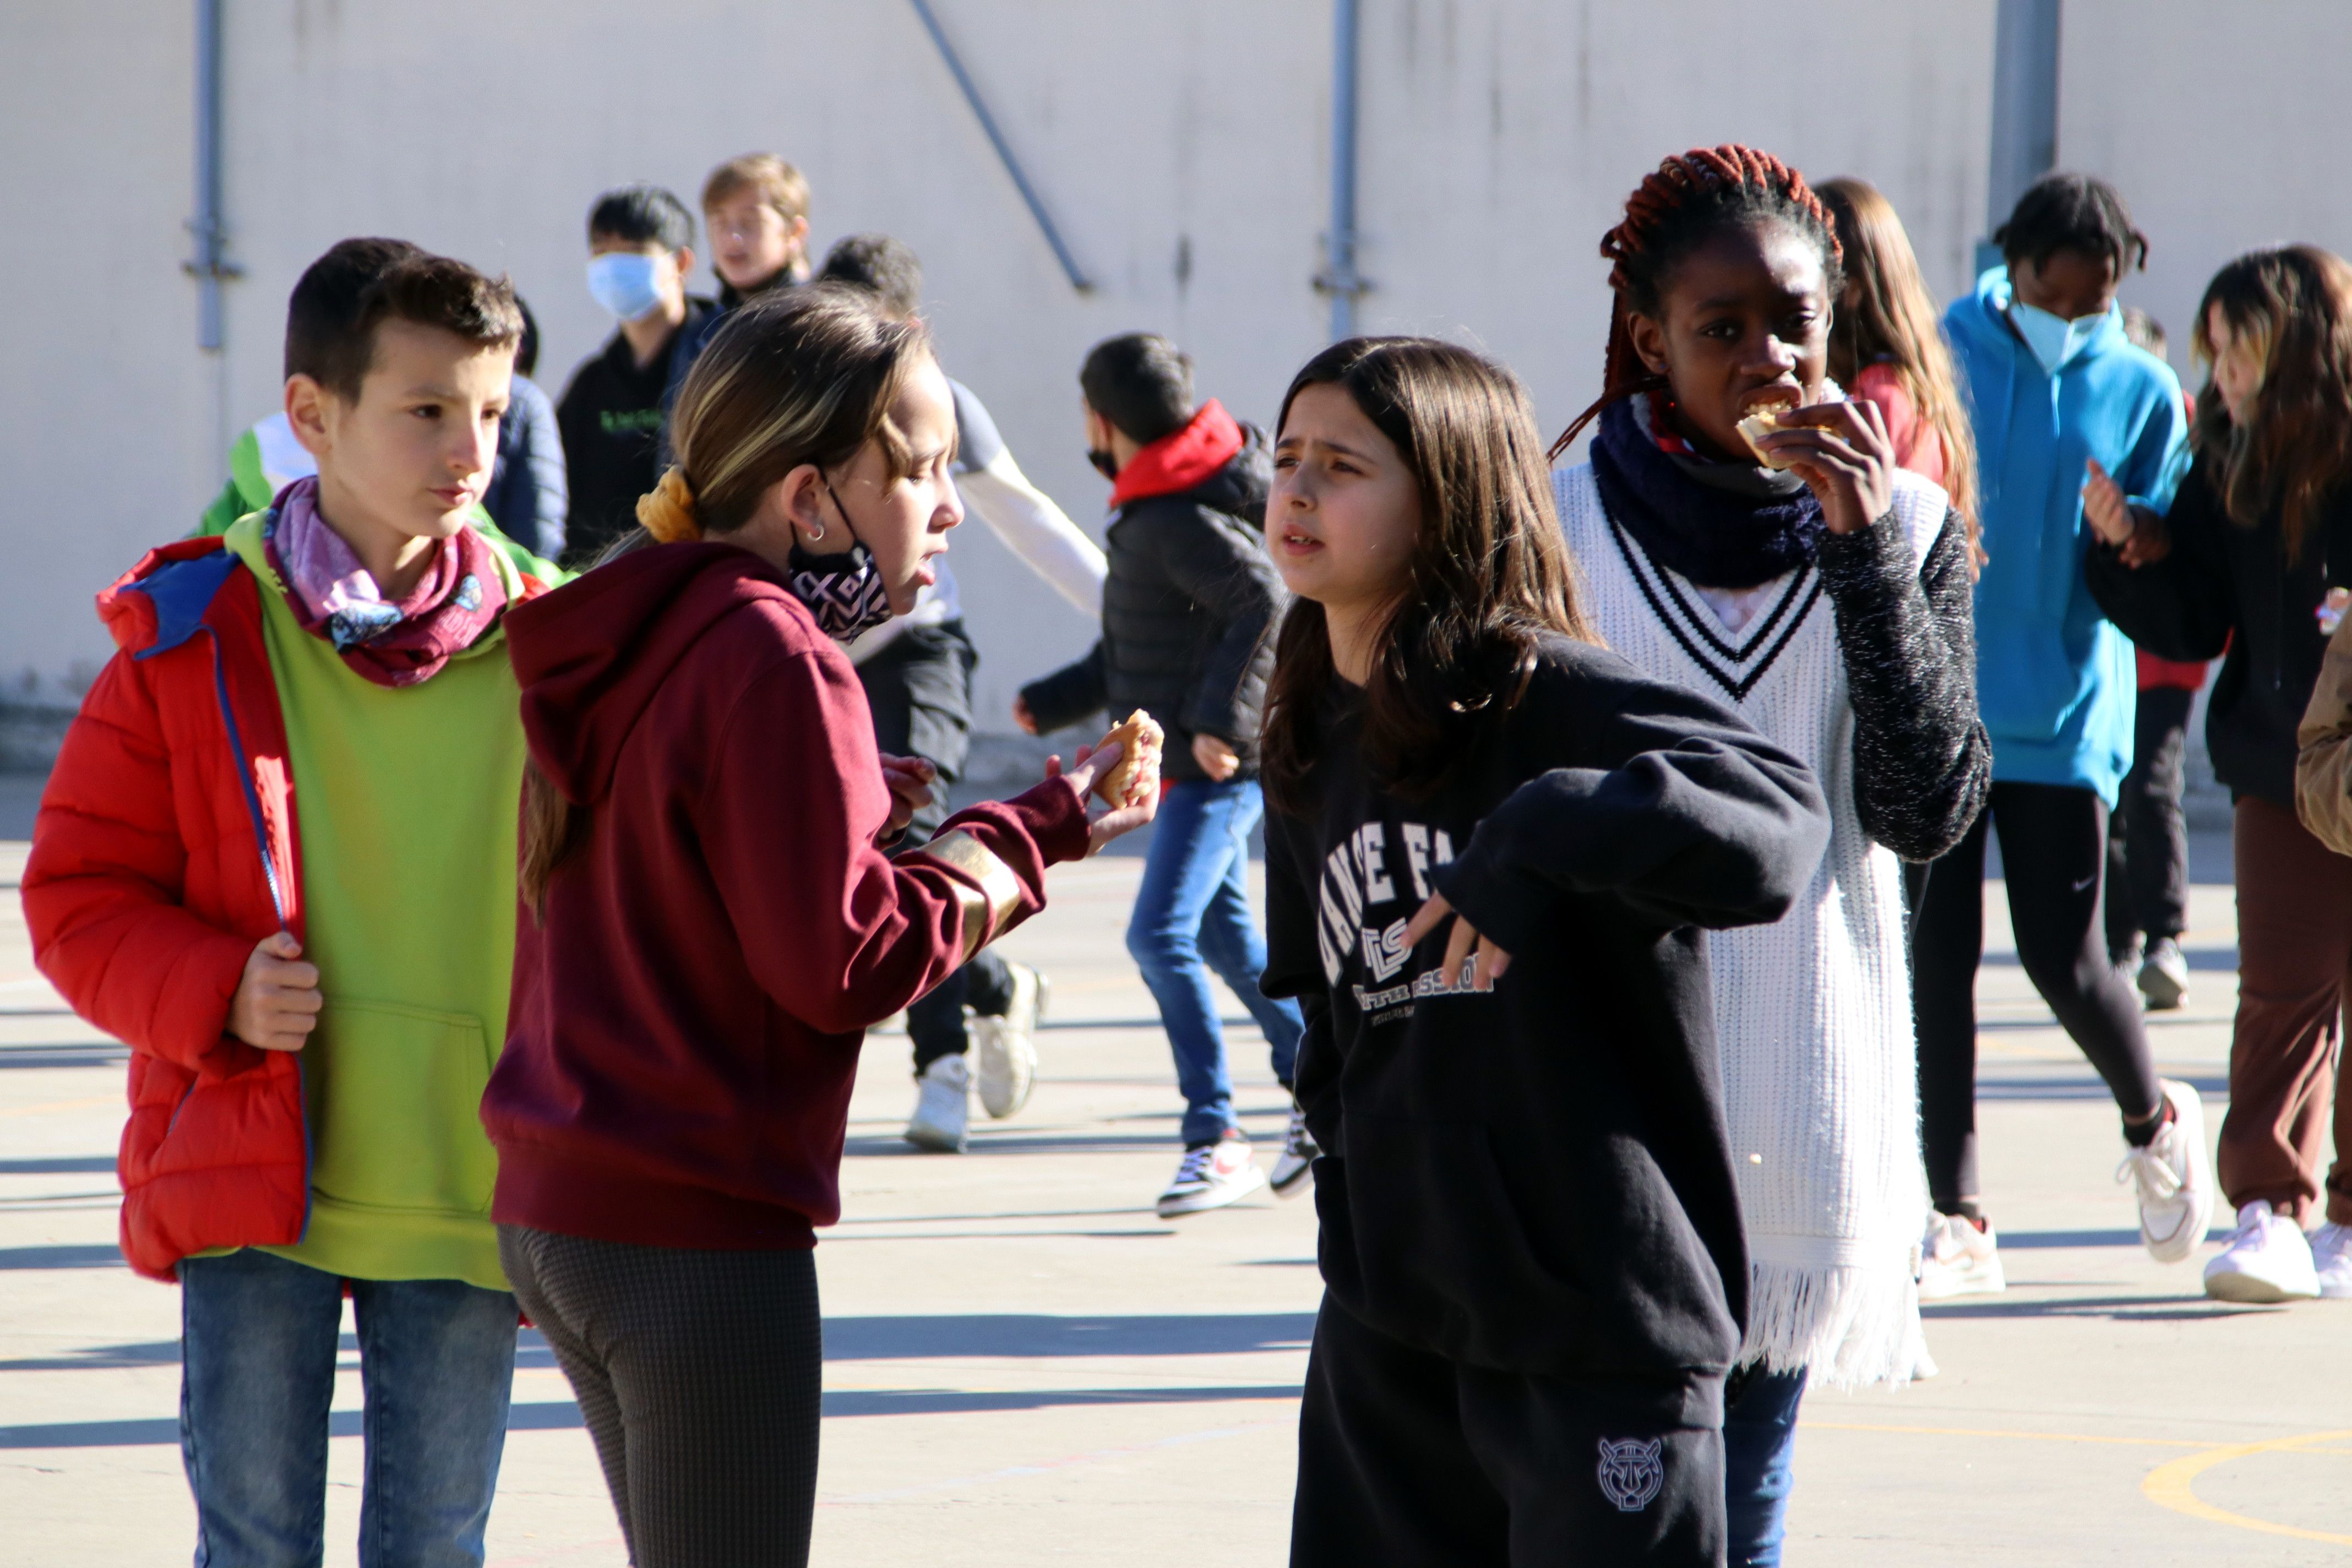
1913, 780, 2162, 1211
2104, 684, 2195, 951
498, 1226, 822, 1568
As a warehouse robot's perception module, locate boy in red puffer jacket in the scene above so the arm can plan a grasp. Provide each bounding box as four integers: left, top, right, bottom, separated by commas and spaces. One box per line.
22, 239, 544, 1567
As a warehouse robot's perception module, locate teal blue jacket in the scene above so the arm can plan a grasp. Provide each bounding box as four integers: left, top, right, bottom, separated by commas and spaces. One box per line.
1945, 267, 2187, 804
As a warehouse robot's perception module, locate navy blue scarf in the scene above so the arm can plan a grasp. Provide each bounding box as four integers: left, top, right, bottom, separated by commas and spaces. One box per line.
1588, 395, 1824, 590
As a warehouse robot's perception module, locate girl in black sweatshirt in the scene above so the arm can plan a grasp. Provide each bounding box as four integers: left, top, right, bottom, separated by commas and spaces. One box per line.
2085, 244, 2352, 1303
1257, 336, 1831, 1566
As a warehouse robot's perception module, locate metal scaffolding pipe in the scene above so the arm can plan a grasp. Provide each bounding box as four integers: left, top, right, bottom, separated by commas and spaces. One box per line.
1980, 0, 2061, 273
908, 0, 1091, 293
183, 0, 238, 350
1320, 0, 1366, 340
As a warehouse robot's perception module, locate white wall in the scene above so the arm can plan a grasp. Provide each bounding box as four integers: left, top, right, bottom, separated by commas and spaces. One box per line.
2059, 0, 2352, 380
0, 1, 2334, 730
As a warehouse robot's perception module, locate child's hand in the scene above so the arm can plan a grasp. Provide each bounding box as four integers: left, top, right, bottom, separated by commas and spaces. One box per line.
2082, 458, 2170, 565
2081, 458, 2135, 547
229, 932, 323, 1053
1401, 890, 1512, 992
1191, 732, 1240, 782
1756, 399, 1894, 536
1049, 735, 1162, 857
878, 753, 937, 841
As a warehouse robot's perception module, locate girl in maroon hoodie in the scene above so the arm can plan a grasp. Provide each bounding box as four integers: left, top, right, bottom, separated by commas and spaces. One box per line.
482, 286, 1157, 1567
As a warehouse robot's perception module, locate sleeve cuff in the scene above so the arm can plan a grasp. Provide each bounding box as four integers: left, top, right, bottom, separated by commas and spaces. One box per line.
909, 831, 1030, 961
1429, 834, 1553, 959
1814, 509, 1904, 589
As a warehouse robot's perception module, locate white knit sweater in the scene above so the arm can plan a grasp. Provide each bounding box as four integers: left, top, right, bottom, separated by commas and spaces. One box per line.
1554, 461, 1943, 1388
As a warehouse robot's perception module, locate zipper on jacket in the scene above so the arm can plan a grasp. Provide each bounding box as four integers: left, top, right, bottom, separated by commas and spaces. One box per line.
203, 622, 312, 1237
204, 628, 288, 929
164, 1076, 198, 1137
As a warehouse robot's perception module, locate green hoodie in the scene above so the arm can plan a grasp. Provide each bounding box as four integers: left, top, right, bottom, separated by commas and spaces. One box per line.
224, 511, 528, 1290
199, 415, 568, 587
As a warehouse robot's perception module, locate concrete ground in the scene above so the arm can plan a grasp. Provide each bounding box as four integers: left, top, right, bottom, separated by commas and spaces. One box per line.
3, 820, 2350, 1565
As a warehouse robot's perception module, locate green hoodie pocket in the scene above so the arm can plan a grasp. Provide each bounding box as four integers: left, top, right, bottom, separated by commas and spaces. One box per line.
306, 1000, 497, 1216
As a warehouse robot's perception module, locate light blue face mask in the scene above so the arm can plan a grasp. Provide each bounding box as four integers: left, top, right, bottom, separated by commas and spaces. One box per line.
586, 252, 665, 323
2008, 298, 2109, 377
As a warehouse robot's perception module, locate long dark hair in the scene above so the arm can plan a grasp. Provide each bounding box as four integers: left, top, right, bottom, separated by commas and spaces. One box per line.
1818, 177, 1981, 551
1259, 337, 1596, 817
518, 286, 932, 912
2190, 244, 2352, 562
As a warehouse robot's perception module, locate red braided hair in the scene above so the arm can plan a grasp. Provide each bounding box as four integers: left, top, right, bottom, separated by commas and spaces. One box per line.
1549, 144, 1844, 461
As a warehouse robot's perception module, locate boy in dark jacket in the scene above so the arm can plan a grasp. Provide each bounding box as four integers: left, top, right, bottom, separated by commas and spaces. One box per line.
1019, 333, 1306, 1216
554, 184, 715, 565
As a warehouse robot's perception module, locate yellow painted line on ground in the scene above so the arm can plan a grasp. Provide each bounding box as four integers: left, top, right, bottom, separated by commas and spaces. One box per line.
1807, 1420, 2352, 1544
1802, 1419, 2214, 1451
2141, 1429, 2352, 1546
0, 1095, 116, 1119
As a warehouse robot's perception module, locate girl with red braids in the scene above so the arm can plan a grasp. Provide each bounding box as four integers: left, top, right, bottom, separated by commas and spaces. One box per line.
1549, 146, 1990, 1565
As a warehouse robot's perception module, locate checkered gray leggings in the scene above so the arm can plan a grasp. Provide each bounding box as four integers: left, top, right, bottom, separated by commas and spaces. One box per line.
498, 1226, 822, 1567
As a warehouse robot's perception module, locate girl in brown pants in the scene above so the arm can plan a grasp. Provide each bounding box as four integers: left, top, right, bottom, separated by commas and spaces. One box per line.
2087, 244, 2352, 1302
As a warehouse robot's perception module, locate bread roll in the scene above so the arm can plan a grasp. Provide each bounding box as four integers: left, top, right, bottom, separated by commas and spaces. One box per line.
1092, 709, 1164, 808
1736, 402, 1803, 470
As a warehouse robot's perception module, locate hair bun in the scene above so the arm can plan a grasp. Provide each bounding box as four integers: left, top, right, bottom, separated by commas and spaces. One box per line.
636, 467, 702, 543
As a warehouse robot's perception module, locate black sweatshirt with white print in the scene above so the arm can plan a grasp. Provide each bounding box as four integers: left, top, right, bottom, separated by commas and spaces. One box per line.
1261, 634, 1831, 1385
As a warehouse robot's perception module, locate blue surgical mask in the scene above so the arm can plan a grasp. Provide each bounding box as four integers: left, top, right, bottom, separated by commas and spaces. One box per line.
586, 252, 666, 323
2008, 298, 2108, 377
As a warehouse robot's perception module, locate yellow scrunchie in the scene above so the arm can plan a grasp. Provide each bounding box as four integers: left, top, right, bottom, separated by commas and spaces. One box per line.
636, 466, 703, 544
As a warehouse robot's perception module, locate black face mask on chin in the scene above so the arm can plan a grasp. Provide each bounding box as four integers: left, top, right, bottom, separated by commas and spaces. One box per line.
1086, 447, 1120, 482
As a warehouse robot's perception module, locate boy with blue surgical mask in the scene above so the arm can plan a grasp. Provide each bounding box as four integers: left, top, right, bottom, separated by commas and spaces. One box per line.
1915, 172, 2203, 1300
555, 184, 714, 565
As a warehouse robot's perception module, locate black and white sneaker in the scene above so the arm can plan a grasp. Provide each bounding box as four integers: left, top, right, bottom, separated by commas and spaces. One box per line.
1270, 1102, 1319, 1199
1156, 1136, 1265, 1218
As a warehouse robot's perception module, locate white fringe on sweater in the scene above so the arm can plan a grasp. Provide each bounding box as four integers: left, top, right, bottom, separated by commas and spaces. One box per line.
1556, 461, 1948, 1389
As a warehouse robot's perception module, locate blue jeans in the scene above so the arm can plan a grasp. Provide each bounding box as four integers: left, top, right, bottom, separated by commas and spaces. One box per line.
179, 1248, 519, 1568
1126, 777, 1304, 1147
1724, 1362, 1806, 1566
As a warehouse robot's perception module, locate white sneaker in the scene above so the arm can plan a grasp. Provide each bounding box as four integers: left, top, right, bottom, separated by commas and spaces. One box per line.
974, 963, 1045, 1120
1156, 1137, 1266, 1218
2309, 1221, 2352, 1300
1270, 1102, 1319, 1199
2204, 1201, 2320, 1302
2138, 937, 2190, 1011
1917, 1211, 2005, 1299
2116, 1079, 2214, 1264
903, 1054, 970, 1153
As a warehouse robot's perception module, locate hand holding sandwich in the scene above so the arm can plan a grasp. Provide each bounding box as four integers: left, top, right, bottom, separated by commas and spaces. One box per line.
1744, 395, 1896, 536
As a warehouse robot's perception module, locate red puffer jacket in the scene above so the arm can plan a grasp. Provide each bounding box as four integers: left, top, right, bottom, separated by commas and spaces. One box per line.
23, 538, 309, 1281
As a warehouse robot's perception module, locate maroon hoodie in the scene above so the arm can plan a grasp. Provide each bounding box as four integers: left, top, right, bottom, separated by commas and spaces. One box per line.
482, 543, 1089, 1249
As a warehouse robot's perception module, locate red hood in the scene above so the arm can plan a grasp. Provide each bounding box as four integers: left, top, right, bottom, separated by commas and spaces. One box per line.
1110, 399, 1247, 508
506, 542, 814, 807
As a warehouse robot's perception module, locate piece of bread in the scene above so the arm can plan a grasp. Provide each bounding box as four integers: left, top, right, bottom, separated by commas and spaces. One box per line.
1736, 402, 1803, 470
1091, 709, 1165, 808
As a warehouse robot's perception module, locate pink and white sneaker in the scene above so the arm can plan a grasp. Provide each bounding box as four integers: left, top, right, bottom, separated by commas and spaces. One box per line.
1157, 1136, 1265, 1218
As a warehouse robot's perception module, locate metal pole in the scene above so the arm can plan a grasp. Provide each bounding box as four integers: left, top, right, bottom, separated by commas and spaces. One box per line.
184, 0, 238, 350
1321, 0, 1365, 340
1979, 0, 2060, 275
907, 0, 1091, 293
